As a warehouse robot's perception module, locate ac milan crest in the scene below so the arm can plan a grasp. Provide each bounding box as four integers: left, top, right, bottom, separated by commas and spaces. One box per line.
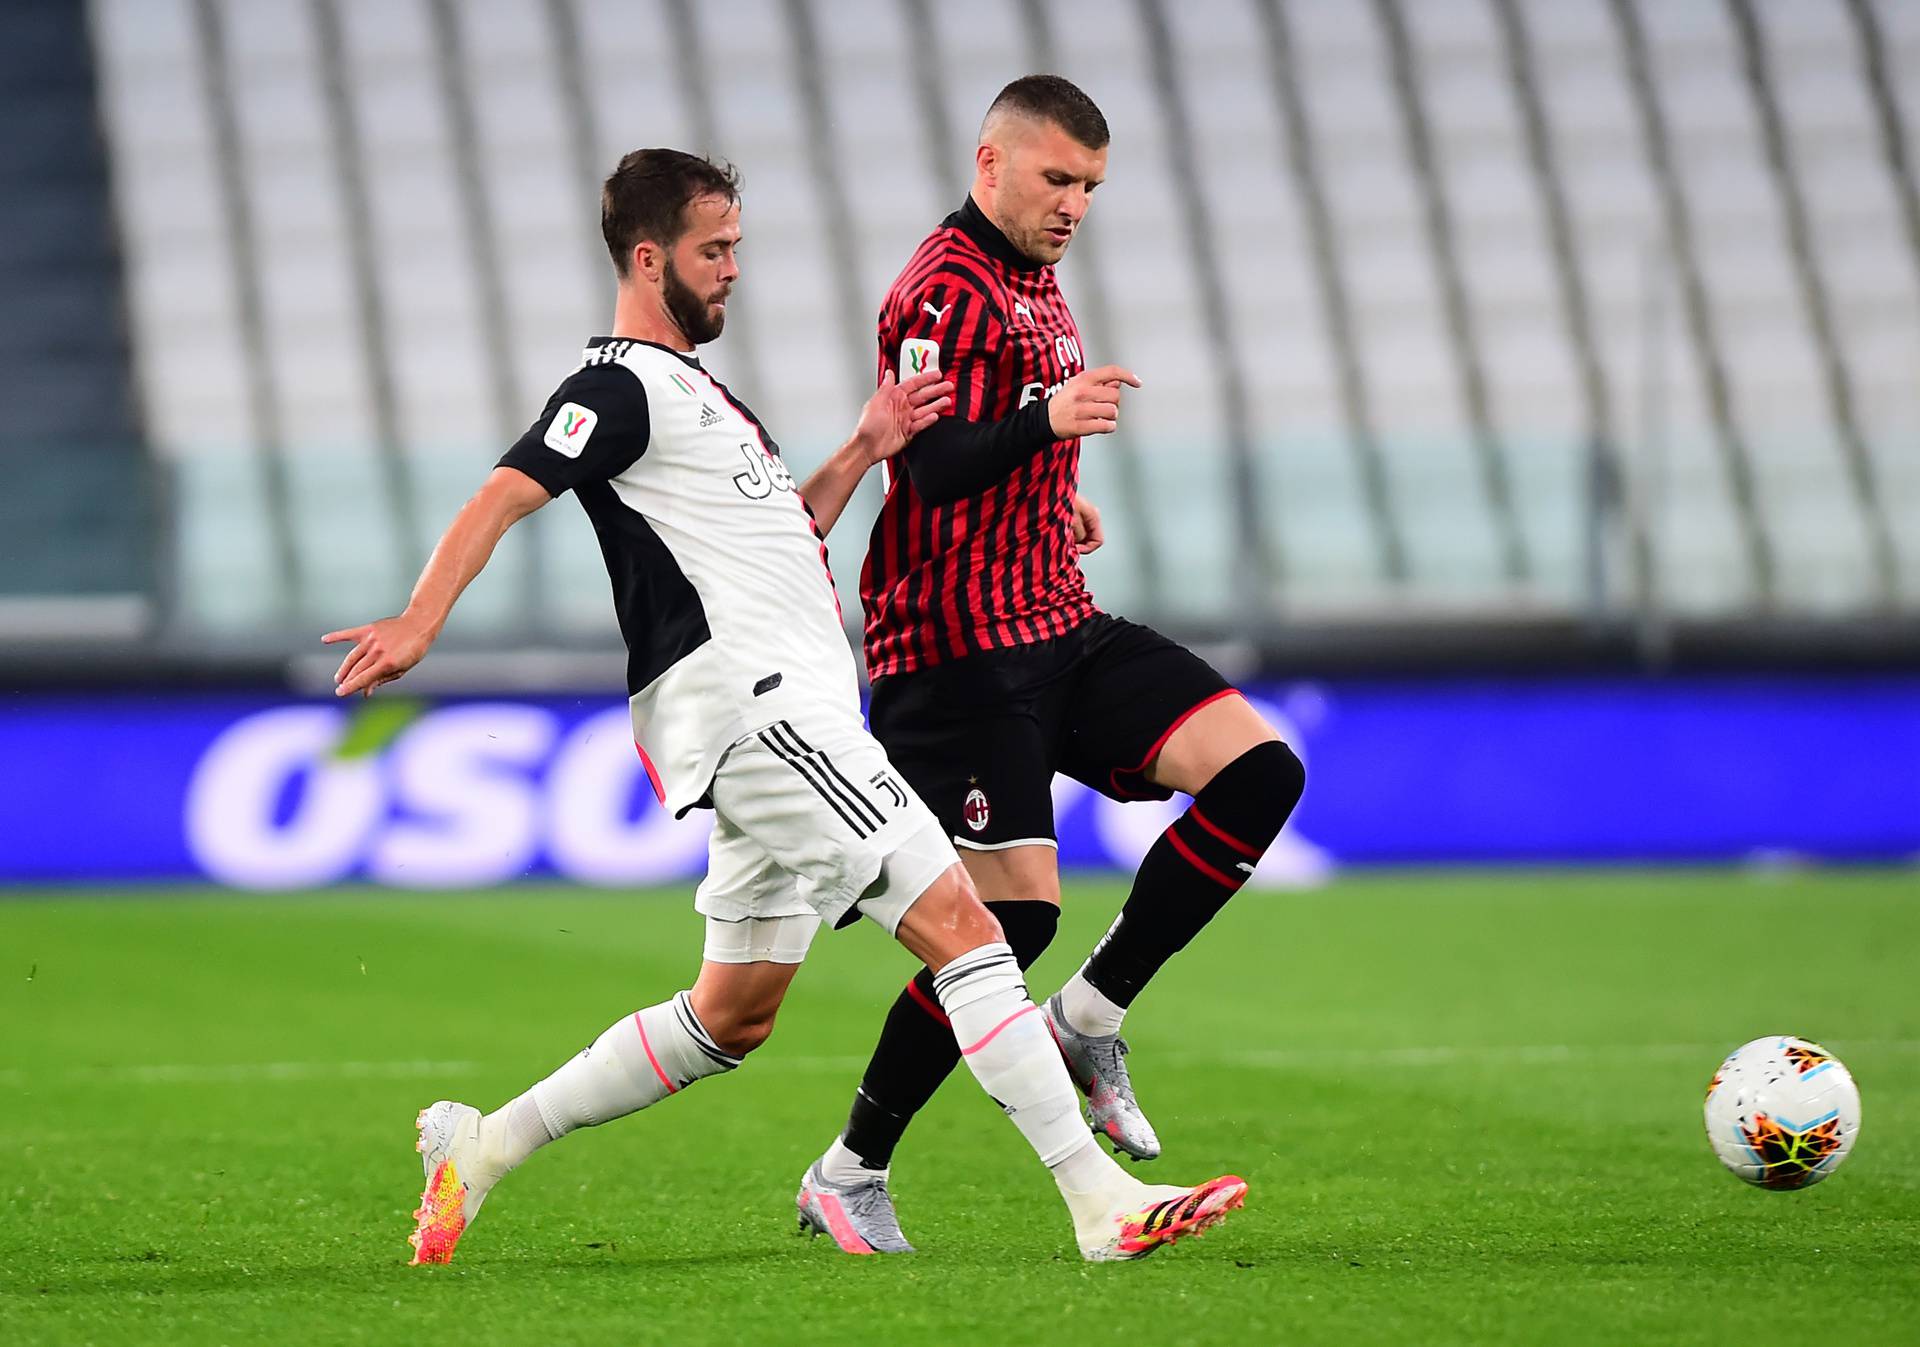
962, 787, 990, 833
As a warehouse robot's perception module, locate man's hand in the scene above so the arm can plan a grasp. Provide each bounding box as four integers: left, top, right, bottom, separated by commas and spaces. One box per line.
1072, 493, 1104, 555
323, 612, 438, 698
1048, 365, 1140, 439
319, 467, 547, 696
852, 369, 955, 466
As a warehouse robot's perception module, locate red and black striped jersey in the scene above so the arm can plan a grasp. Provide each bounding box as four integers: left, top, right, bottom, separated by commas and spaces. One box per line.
858, 197, 1098, 678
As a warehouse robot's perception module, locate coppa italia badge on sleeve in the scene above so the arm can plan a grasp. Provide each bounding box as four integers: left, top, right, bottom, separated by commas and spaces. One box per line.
900, 338, 940, 378
544, 402, 597, 457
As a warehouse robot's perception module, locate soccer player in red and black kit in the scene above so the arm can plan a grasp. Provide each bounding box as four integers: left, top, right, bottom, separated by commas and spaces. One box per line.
792, 76, 1306, 1253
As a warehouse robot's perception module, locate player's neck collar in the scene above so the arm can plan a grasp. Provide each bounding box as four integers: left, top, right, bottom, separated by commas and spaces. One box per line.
588, 335, 702, 368
952, 196, 1047, 273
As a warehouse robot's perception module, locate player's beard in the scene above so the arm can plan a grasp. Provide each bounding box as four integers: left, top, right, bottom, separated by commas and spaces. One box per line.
997, 202, 1072, 265
1020, 227, 1070, 264
663, 258, 727, 346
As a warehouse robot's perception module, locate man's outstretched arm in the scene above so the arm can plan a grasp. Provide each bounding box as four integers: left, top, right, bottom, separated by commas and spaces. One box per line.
903, 364, 1138, 506
800, 369, 953, 536
323, 466, 551, 697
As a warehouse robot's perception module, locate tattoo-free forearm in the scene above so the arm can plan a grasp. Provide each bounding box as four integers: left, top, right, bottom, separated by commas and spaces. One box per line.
799, 440, 872, 537
403, 468, 547, 632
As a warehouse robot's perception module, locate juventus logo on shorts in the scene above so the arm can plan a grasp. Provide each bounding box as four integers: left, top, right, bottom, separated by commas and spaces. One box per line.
757, 722, 885, 838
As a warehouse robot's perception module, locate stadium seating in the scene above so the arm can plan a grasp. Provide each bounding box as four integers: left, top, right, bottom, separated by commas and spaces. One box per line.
85, 0, 1920, 637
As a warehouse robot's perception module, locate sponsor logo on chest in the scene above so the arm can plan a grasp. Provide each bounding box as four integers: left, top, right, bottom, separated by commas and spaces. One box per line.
656, 364, 800, 502
730, 441, 796, 499
1018, 332, 1084, 408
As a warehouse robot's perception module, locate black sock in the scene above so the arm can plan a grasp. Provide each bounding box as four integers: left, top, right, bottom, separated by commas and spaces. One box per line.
840, 899, 1059, 1170
1081, 740, 1305, 1008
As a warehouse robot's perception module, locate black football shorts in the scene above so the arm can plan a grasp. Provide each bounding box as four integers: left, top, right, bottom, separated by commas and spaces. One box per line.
866, 613, 1236, 851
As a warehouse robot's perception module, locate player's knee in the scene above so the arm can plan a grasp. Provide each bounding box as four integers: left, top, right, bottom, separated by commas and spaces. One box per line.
983, 899, 1060, 971
947, 888, 1005, 951
925, 865, 1005, 946
947, 859, 981, 905
1205, 739, 1305, 853
717, 1017, 777, 1057
893, 861, 1027, 970
687, 976, 789, 1057
703, 1004, 780, 1057
1253, 739, 1307, 814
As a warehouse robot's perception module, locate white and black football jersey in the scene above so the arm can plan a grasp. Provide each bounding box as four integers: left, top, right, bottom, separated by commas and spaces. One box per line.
499, 337, 862, 816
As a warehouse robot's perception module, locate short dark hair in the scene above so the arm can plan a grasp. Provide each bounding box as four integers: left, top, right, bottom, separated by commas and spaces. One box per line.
601, 149, 742, 277
984, 74, 1109, 150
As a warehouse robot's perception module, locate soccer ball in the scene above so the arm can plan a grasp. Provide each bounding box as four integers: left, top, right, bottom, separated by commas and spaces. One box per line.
1704, 1036, 1860, 1190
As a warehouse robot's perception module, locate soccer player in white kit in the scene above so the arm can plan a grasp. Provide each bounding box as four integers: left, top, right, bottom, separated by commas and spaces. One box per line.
324, 149, 1245, 1265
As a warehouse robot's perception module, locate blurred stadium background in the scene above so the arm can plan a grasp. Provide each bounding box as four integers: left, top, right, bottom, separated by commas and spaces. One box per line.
2, 0, 1917, 883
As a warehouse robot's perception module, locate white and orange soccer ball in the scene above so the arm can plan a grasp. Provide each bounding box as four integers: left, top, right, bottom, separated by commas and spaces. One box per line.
1704, 1036, 1861, 1190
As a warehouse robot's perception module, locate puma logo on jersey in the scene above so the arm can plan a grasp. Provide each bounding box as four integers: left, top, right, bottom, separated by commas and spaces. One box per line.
1013, 300, 1033, 323
1236, 862, 1256, 875
921, 300, 951, 323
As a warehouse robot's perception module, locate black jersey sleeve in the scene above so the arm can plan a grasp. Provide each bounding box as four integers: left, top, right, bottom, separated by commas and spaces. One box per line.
497, 363, 651, 496
883, 268, 1056, 506
903, 402, 1055, 504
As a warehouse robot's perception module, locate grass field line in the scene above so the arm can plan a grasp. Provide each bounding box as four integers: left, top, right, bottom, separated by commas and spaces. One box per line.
1213, 1039, 1920, 1070
7, 1038, 1915, 1090
0, 1059, 481, 1087
768, 1038, 1920, 1074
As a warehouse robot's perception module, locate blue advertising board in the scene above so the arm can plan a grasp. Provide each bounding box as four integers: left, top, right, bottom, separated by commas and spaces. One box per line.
1, 677, 1915, 887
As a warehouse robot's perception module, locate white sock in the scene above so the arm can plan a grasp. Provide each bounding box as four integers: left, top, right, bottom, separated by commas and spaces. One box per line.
1050, 1127, 1124, 1196
481, 990, 741, 1171
932, 943, 1137, 1226
817, 1134, 878, 1187
1057, 968, 1127, 1038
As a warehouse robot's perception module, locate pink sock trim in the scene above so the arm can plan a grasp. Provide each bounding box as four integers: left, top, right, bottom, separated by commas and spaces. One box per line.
633, 1011, 676, 1095
959, 1002, 1039, 1056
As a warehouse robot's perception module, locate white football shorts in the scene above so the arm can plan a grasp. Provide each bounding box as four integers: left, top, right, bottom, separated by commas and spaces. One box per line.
696, 714, 960, 963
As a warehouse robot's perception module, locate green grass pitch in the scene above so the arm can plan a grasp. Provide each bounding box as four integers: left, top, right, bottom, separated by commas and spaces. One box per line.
3, 871, 1916, 1345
